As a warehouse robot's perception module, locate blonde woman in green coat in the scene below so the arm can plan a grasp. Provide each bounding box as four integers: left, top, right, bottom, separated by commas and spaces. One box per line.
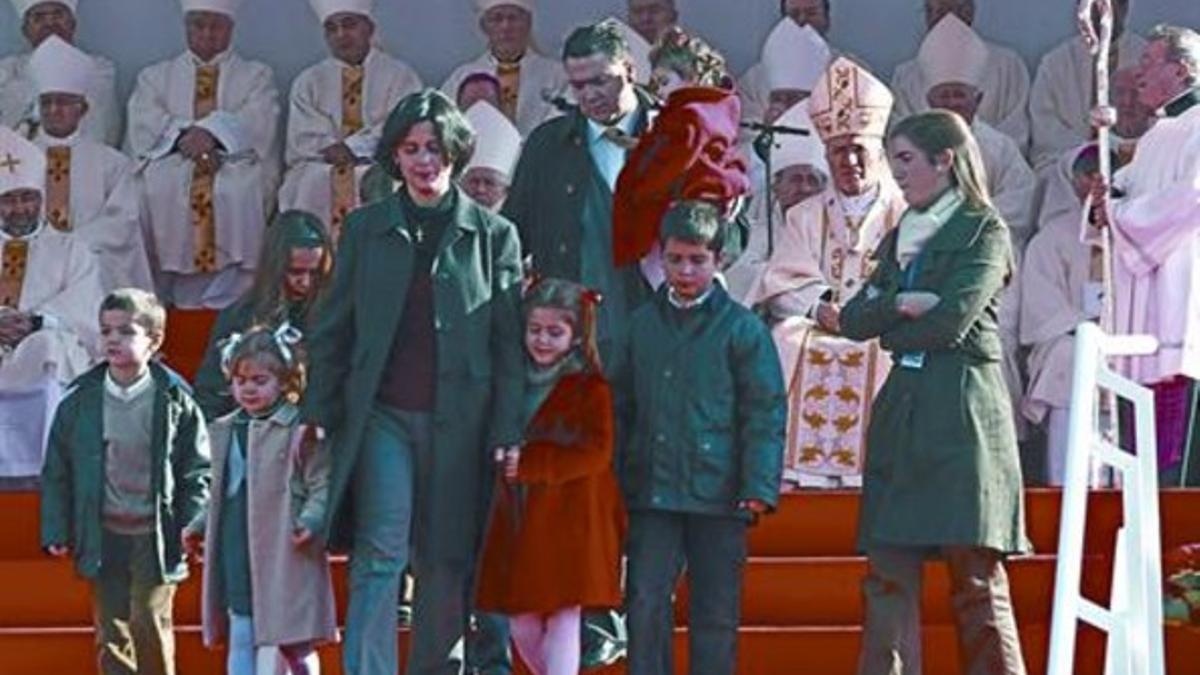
840, 110, 1029, 675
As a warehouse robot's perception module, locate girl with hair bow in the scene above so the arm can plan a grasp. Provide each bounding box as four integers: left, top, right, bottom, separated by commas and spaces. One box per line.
185, 323, 338, 675
474, 278, 626, 675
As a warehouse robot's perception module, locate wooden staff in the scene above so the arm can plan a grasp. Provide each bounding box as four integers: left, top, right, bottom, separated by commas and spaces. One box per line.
1078, 0, 1121, 485
1077, 0, 1116, 334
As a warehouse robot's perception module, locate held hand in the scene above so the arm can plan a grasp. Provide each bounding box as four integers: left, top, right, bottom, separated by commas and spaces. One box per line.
895, 292, 941, 319
320, 142, 357, 167
45, 544, 70, 558
298, 423, 327, 449
737, 499, 769, 515
0, 311, 34, 347
1089, 177, 1112, 229
292, 528, 313, 547
815, 301, 841, 334
182, 530, 204, 559
1089, 104, 1118, 130
177, 127, 218, 160
504, 446, 521, 483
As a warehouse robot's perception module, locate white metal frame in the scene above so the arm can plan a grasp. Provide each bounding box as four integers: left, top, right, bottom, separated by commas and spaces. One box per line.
1047, 322, 1164, 675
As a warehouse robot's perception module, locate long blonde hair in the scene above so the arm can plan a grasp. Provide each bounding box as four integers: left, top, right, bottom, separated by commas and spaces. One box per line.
889, 110, 994, 212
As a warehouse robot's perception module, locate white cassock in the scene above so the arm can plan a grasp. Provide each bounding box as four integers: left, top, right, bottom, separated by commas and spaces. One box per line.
726, 195, 783, 305
278, 49, 422, 237
892, 40, 1031, 151
0, 223, 102, 476
737, 62, 770, 125
974, 119, 1037, 249
441, 50, 567, 137
728, 102, 829, 305
1029, 32, 1146, 171
746, 183, 907, 485
31, 131, 153, 293
970, 121, 1035, 439
1108, 98, 1200, 385
1020, 204, 1102, 482
125, 50, 280, 309
0, 50, 120, 146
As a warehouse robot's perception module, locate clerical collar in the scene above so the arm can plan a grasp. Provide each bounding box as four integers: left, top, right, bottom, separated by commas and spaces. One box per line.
668, 283, 716, 310
0, 219, 44, 241
836, 182, 880, 219
35, 128, 80, 147
104, 368, 154, 402
586, 107, 639, 146
336, 48, 372, 69
491, 50, 526, 66
188, 49, 231, 67
1162, 87, 1200, 119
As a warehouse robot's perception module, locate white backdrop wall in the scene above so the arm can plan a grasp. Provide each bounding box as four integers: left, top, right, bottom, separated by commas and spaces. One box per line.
2, 0, 1198, 115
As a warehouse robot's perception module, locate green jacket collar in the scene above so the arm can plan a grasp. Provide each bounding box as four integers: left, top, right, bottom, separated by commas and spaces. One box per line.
922, 202, 995, 252
369, 185, 482, 237
71, 360, 189, 398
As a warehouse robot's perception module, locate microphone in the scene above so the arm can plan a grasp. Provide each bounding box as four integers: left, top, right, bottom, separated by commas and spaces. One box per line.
740, 121, 811, 136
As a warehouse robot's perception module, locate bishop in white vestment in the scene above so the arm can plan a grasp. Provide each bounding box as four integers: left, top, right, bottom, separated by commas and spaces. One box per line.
125, 0, 281, 309
1091, 27, 1200, 478
891, 10, 1031, 150
726, 101, 829, 304
0, 126, 102, 476
0, 0, 120, 146
1028, 0, 1145, 170
737, 1, 834, 126
1021, 144, 1110, 485
28, 36, 152, 293
458, 100, 522, 212
441, 0, 567, 137
748, 58, 904, 488
911, 13, 1037, 248
277, 0, 422, 240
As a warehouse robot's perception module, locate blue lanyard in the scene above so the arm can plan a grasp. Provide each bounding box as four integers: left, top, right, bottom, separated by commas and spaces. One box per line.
901, 252, 924, 290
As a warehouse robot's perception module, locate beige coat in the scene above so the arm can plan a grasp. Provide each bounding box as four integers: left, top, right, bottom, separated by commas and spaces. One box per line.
197, 403, 338, 648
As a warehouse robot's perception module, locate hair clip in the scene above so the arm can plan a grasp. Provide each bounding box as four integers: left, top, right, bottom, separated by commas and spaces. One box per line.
273, 321, 303, 367
580, 288, 605, 307
218, 331, 245, 378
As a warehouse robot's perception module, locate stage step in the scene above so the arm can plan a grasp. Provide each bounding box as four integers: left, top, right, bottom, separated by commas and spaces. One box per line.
9, 489, 1200, 561
0, 554, 1094, 629
5, 487, 1200, 673
3, 623, 1198, 675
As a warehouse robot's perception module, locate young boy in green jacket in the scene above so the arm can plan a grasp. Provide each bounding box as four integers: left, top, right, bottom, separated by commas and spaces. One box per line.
40, 288, 211, 675
621, 201, 787, 675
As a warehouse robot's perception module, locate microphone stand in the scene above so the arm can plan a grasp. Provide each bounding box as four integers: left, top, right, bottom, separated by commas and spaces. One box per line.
741, 121, 810, 258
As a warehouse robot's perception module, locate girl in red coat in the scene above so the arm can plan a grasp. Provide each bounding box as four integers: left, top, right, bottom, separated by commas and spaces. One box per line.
475, 278, 626, 675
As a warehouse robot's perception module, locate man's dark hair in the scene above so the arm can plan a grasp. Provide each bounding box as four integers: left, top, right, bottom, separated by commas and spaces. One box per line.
562, 20, 631, 63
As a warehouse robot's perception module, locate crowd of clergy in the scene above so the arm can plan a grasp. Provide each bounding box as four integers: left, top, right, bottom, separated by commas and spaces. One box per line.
0, 0, 1199, 493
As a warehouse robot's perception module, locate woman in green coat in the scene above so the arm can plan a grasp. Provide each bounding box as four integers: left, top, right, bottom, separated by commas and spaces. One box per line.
840, 110, 1029, 675
299, 90, 525, 675
194, 210, 332, 420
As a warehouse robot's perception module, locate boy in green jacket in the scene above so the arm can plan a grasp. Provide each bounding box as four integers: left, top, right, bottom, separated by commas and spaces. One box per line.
621, 201, 786, 675
41, 288, 211, 675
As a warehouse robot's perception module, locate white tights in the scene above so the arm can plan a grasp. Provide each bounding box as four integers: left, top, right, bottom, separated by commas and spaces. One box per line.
509, 606, 581, 675
227, 612, 320, 675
